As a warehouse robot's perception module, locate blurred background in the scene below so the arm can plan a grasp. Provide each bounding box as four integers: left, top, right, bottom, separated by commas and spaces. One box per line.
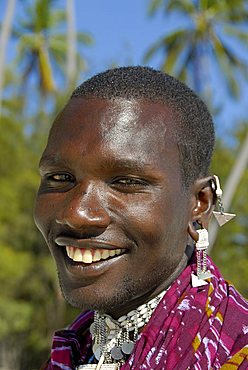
0, 0, 248, 368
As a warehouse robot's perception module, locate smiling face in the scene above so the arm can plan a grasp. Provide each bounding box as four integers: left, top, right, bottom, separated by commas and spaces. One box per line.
34, 97, 193, 317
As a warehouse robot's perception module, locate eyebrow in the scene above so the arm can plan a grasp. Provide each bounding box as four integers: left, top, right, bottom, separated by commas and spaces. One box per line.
39, 155, 68, 171
99, 158, 153, 172
39, 154, 159, 175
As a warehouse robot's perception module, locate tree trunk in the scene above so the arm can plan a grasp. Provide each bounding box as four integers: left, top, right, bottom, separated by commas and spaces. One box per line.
0, 0, 16, 118
0, 341, 20, 370
66, 0, 77, 89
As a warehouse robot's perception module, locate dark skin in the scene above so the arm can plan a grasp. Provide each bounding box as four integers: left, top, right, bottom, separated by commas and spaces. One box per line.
34, 97, 214, 318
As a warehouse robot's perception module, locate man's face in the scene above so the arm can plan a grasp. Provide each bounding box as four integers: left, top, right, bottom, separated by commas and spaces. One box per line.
34, 97, 192, 316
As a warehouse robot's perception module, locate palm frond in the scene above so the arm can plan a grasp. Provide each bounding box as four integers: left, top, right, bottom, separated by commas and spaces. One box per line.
223, 25, 248, 43
144, 29, 189, 62
77, 33, 94, 45
148, 0, 164, 16
35, 0, 50, 32
213, 34, 248, 76
176, 43, 195, 82
48, 10, 66, 28
166, 0, 195, 14
212, 37, 240, 97
144, 37, 168, 62
161, 35, 189, 74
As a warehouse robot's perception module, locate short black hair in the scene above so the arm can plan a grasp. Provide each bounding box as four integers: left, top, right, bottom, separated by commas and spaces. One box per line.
72, 66, 215, 188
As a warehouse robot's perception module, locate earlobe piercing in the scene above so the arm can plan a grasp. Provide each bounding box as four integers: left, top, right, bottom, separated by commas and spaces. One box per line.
212, 175, 236, 226
191, 228, 213, 288
190, 175, 236, 288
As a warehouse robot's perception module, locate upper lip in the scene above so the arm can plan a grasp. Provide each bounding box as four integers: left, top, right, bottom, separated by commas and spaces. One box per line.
55, 236, 126, 250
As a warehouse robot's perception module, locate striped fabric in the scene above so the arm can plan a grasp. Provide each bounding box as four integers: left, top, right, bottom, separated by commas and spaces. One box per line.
42, 255, 248, 369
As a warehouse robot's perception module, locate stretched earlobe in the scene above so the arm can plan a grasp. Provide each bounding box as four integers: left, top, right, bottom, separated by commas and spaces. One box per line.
187, 222, 199, 242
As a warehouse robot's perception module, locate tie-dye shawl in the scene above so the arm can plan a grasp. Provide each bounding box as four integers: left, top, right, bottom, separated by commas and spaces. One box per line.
42, 256, 248, 369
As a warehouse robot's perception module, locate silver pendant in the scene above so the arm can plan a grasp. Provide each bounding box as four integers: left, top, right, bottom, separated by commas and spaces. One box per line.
191, 273, 208, 287
110, 346, 123, 360
94, 346, 102, 361
77, 365, 119, 370
90, 322, 97, 335
197, 271, 213, 280
121, 341, 134, 354
213, 211, 236, 226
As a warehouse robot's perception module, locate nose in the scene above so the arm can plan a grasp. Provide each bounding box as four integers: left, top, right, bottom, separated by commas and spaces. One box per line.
55, 183, 111, 233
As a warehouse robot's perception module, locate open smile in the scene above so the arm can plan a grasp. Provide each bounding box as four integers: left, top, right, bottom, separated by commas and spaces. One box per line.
55, 236, 128, 269
66, 246, 123, 263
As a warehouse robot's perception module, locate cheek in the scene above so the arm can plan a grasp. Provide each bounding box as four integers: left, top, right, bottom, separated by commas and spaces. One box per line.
114, 194, 172, 240
119, 192, 190, 250
34, 193, 58, 238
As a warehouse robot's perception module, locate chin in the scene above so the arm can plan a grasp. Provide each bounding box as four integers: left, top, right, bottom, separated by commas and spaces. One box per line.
58, 274, 143, 314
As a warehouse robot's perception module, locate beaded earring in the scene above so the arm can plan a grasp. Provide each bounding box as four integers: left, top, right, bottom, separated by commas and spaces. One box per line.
191, 228, 213, 287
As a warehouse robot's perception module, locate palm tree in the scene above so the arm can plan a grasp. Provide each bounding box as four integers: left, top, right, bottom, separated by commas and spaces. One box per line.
15, 0, 93, 97
145, 0, 248, 96
0, 0, 16, 118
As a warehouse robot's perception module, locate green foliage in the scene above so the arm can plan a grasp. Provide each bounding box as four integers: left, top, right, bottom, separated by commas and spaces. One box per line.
0, 111, 79, 367
0, 245, 33, 337
145, 0, 248, 96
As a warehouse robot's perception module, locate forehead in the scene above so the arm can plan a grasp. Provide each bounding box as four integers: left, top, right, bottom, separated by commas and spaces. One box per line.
42, 97, 181, 173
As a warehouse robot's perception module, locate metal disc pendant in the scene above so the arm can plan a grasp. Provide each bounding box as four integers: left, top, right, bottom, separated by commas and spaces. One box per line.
110, 346, 123, 360
92, 343, 100, 353
90, 323, 96, 335
93, 346, 101, 361
121, 341, 135, 355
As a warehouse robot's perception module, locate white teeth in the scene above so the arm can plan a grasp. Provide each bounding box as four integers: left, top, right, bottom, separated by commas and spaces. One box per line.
66, 246, 123, 263
73, 248, 83, 262
66, 246, 74, 259
82, 249, 93, 264
93, 250, 101, 262
101, 249, 110, 259
66, 246, 71, 257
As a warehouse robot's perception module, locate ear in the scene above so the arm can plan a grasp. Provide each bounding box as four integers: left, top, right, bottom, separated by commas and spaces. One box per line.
187, 176, 215, 241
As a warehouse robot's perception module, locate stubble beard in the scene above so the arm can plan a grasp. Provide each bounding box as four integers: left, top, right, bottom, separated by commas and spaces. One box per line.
56, 261, 176, 316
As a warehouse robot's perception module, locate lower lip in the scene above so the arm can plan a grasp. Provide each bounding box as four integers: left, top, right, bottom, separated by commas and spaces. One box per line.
62, 249, 127, 279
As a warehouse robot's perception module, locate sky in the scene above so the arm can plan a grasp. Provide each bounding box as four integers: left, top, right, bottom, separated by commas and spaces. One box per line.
1, 0, 248, 140
73, 0, 167, 73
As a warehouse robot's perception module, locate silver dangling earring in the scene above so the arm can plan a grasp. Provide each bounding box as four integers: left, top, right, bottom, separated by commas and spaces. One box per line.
191, 228, 213, 288
212, 175, 236, 226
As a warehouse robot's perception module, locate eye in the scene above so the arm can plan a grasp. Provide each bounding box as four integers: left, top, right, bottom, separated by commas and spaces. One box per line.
47, 173, 74, 182
40, 172, 75, 192
110, 177, 149, 192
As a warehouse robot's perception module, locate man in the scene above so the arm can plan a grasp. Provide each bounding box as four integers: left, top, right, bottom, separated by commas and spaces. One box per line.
34, 67, 248, 369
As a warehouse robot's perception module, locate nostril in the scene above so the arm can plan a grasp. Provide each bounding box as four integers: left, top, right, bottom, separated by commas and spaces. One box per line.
55, 218, 63, 225
55, 204, 111, 230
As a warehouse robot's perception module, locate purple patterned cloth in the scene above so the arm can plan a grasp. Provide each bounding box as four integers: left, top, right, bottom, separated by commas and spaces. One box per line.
41, 256, 248, 369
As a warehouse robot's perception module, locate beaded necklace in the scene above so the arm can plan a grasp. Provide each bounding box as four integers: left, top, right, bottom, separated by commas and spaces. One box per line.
77, 289, 167, 370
